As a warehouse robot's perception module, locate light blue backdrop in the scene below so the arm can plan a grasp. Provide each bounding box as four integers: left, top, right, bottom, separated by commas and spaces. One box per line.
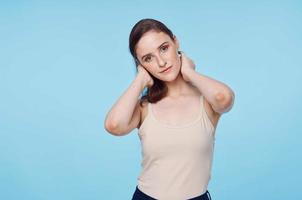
1, 1, 301, 199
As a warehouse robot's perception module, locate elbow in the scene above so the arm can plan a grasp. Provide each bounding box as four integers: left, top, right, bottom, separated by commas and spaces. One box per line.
215, 90, 235, 114
104, 119, 123, 136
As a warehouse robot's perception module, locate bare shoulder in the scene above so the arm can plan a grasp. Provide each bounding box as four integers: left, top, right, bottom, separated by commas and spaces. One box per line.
203, 96, 221, 128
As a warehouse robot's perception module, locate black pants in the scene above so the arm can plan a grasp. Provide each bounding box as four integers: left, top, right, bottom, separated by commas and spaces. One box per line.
131, 186, 212, 200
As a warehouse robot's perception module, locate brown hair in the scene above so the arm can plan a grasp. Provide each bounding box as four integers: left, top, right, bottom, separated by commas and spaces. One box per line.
129, 18, 176, 106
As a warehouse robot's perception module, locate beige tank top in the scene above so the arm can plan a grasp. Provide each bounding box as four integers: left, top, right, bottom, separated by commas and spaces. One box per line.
136, 95, 216, 200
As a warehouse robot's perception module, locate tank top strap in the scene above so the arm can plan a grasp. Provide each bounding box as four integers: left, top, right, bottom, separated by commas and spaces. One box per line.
199, 94, 203, 106
196, 95, 203, 118
200, 94, 215, 131
148, 101, 155, 121
200, 94, 204, 109
138, 102, 152, 132
147, 101, 152, 115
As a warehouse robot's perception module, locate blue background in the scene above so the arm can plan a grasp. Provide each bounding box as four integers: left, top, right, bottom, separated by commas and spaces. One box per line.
1, 0, 301, 199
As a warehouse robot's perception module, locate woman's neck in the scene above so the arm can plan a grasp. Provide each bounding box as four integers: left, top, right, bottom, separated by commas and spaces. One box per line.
164, 73, 199, 98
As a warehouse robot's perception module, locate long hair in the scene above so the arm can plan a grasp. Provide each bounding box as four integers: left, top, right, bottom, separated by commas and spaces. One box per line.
129, 18, 176, 106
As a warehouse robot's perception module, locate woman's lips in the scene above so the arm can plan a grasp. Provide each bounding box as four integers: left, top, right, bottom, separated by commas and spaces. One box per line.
160, 66, 172, 73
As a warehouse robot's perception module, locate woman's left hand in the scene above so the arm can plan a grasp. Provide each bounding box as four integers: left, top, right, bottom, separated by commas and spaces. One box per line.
179, 51, 196, 82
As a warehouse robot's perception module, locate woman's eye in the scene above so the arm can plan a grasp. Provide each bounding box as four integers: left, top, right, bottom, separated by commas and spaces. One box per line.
145, 56, 152, 62
161, 45, 169, 52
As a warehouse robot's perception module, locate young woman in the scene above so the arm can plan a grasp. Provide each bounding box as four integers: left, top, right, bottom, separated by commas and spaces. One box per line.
104, 18, 235, 200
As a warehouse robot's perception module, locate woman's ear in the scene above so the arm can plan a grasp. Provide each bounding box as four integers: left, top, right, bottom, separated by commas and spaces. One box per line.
178, 51, 182, 57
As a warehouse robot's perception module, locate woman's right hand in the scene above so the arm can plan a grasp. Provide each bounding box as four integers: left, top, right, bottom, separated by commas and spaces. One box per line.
137, 65, 154, 88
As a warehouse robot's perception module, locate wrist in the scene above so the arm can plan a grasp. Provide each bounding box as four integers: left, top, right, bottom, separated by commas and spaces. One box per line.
183, 68, 196, 82
135, 73, 148, 90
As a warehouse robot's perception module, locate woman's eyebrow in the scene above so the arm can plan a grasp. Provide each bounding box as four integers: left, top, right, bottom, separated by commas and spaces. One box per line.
141, 41, 169, 60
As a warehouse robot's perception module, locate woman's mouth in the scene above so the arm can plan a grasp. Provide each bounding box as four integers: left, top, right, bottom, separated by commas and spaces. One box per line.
160, 66, 172, 73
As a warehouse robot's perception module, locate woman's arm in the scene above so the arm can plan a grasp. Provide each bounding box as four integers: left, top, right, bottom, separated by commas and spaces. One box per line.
180, 53, 235, 114
188, 71, 235, 114
104, 66, 152, 136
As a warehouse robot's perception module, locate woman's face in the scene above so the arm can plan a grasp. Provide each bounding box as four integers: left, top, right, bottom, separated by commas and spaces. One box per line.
135, 31, 181, 82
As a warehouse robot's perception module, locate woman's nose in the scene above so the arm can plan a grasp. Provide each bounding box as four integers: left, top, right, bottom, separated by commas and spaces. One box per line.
157, 55, 167, 67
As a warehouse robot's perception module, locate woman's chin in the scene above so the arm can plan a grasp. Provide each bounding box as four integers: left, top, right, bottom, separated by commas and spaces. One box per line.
160, 71, 182, 82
